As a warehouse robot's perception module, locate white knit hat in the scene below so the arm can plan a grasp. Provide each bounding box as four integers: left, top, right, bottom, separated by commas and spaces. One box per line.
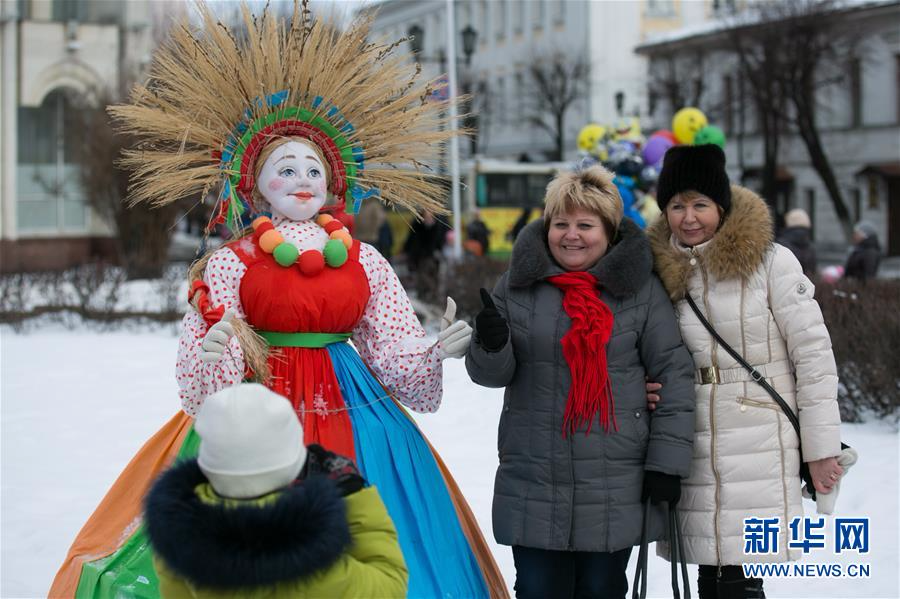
784, 208, 811, 229
196, 384, 307, 499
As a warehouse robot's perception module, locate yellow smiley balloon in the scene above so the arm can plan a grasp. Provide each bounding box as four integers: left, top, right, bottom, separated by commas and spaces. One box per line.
577, 124, 606, 153
672, 107, 708, 144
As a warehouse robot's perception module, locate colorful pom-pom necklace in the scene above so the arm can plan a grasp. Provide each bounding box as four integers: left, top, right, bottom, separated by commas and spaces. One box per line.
252, 214, 352, 276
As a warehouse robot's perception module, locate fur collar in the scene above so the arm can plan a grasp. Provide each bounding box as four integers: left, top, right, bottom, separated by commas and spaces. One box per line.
508, 216, 652, 298
144, 459, 351, 590
647, 185, 773, 301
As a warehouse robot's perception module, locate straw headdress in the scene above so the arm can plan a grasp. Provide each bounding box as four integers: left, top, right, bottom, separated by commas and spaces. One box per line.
110, 0, 456, 230
111, 0, 460, 381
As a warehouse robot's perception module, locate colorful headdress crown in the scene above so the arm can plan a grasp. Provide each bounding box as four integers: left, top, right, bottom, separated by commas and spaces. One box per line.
110, 0, 456, 230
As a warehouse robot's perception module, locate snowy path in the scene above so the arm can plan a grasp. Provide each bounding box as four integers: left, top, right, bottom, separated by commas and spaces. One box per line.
1, 326, 897, 598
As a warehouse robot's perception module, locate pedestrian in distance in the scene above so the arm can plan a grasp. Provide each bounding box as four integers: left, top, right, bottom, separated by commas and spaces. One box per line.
465, 209, 492, 257
355, 198, 389, 257
777, 208, 817, 278
508, 206, 533, 242
844, 220, 882, 282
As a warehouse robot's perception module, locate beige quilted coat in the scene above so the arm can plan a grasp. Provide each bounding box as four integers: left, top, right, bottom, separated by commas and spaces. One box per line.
648, 186, 842, 565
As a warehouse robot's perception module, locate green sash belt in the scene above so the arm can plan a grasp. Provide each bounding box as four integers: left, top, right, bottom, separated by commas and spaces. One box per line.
256, 330, 352, 348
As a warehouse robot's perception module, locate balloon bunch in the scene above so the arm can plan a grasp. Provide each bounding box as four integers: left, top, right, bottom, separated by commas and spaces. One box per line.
574, 108, 726, 229
576, 118, 644, 163
643, 107, 726, 171
575, 118, 660, 228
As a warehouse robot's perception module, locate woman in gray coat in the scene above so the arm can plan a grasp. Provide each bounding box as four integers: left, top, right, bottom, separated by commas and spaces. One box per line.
466, 166, 696, 599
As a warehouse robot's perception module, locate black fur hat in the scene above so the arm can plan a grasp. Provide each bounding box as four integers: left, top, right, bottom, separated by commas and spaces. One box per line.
656, 144, 731, 213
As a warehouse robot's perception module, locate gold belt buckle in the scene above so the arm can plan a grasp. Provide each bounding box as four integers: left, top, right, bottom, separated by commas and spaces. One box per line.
699, 366, 720, 385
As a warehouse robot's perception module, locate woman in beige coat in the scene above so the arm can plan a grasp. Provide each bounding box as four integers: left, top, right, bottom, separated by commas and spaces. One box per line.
648, 145, 844, 599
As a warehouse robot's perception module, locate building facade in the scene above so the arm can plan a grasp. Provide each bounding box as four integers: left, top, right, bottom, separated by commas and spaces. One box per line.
0, 0, 164, 272
366, 0, 729, 163
636, 1, 900, 254
587, 0, 724, 131
366, 0, 593, 162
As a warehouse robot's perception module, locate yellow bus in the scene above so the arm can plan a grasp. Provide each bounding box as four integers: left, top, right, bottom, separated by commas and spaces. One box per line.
383, 158, 568, 257
463, 158, 567, 255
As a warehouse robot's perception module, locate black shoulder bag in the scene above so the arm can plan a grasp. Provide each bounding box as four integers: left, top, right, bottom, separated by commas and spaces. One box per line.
685, 293, 849, 501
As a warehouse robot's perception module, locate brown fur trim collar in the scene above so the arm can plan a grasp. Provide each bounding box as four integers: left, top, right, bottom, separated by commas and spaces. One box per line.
647, 185, 773, 301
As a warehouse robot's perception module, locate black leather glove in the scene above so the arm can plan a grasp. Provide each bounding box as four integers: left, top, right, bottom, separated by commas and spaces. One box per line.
642, 470, 681, 506
475, 288, 509, 352
300, 444, 366, 496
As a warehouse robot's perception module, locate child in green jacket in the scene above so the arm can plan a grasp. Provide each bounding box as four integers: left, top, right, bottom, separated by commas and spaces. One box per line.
144, 383, 408, 598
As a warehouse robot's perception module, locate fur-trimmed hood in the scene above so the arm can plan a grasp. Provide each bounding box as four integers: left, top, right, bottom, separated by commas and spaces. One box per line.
647, 185, 773, 301
509, 216, 653, 297
144, 459, 351, 590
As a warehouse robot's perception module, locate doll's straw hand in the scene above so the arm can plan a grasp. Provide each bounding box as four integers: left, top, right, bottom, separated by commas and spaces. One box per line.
437, 297, 471, 359
441, 297, 457, 331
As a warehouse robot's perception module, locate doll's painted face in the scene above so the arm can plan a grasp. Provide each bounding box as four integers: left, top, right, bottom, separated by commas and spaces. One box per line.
257, 140, 328, 221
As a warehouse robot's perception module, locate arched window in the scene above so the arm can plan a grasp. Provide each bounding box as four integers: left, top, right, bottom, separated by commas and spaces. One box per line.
16, 88, 87, 232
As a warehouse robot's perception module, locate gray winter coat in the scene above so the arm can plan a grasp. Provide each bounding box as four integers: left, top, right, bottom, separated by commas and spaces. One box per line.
466, 218, 696, 553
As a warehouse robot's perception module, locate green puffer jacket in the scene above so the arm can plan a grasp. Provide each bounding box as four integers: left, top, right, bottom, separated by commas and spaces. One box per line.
145, 459, 407, 598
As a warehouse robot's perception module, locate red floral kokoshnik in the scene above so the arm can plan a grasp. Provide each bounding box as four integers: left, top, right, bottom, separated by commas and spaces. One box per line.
547, 271, 617, 437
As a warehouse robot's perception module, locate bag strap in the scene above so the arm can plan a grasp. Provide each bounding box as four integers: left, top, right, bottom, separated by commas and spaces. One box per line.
668, 504, 691, 599
684, 294, 801, 438
631, 500, 650, 599
632, 500, 692, 599
685, 293, 849, 503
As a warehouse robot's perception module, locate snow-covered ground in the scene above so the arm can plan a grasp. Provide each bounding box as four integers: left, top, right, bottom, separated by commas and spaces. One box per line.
1, 325, 897, 598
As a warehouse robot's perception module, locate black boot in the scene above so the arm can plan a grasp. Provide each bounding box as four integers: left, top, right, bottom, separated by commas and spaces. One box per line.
717, 566, 765, 599
697, 565, 718, 599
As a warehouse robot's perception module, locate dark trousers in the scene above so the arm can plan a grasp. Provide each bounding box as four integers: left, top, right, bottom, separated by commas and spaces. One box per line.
512, 545, 632, 599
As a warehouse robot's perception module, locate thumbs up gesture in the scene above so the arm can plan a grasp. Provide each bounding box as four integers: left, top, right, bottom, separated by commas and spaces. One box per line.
475, 288, 509, 352
200, 309, 236, 364
437, 297, 473, 360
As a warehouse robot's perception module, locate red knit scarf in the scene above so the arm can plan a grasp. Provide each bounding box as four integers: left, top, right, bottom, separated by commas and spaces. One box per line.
547, 271, 616, 437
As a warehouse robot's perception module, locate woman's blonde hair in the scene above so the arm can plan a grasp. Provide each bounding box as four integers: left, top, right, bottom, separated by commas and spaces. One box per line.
251, 136, 332, 211
543, 165, 623, 240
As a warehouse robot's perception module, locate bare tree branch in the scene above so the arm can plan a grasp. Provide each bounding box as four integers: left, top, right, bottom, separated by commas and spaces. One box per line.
726, 0, 864, 240
524, 51, 589, 161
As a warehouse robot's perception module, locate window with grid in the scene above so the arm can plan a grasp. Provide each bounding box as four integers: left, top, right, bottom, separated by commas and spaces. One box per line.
645, 0, 675, 17
496, 76, 506, 126
515, 71, 525, 120
896, 55, 900, 123
533, 0, 545, 30
16, 90, 88, 232
551, 0, 565, 25
495, 0, 506, 40
722, 74, 734, 133
849, 58, 862, 127
805, 188, 816, 240
513, 1, 523, 34
479, 1, 489, 42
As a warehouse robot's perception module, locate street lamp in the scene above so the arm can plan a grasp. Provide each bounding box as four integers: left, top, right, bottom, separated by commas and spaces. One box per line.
406, 16, 479, 259
407, 24, 423, 57
406, 23, 477, 66
405, 23, 480, 154
461, 25, 477, 66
